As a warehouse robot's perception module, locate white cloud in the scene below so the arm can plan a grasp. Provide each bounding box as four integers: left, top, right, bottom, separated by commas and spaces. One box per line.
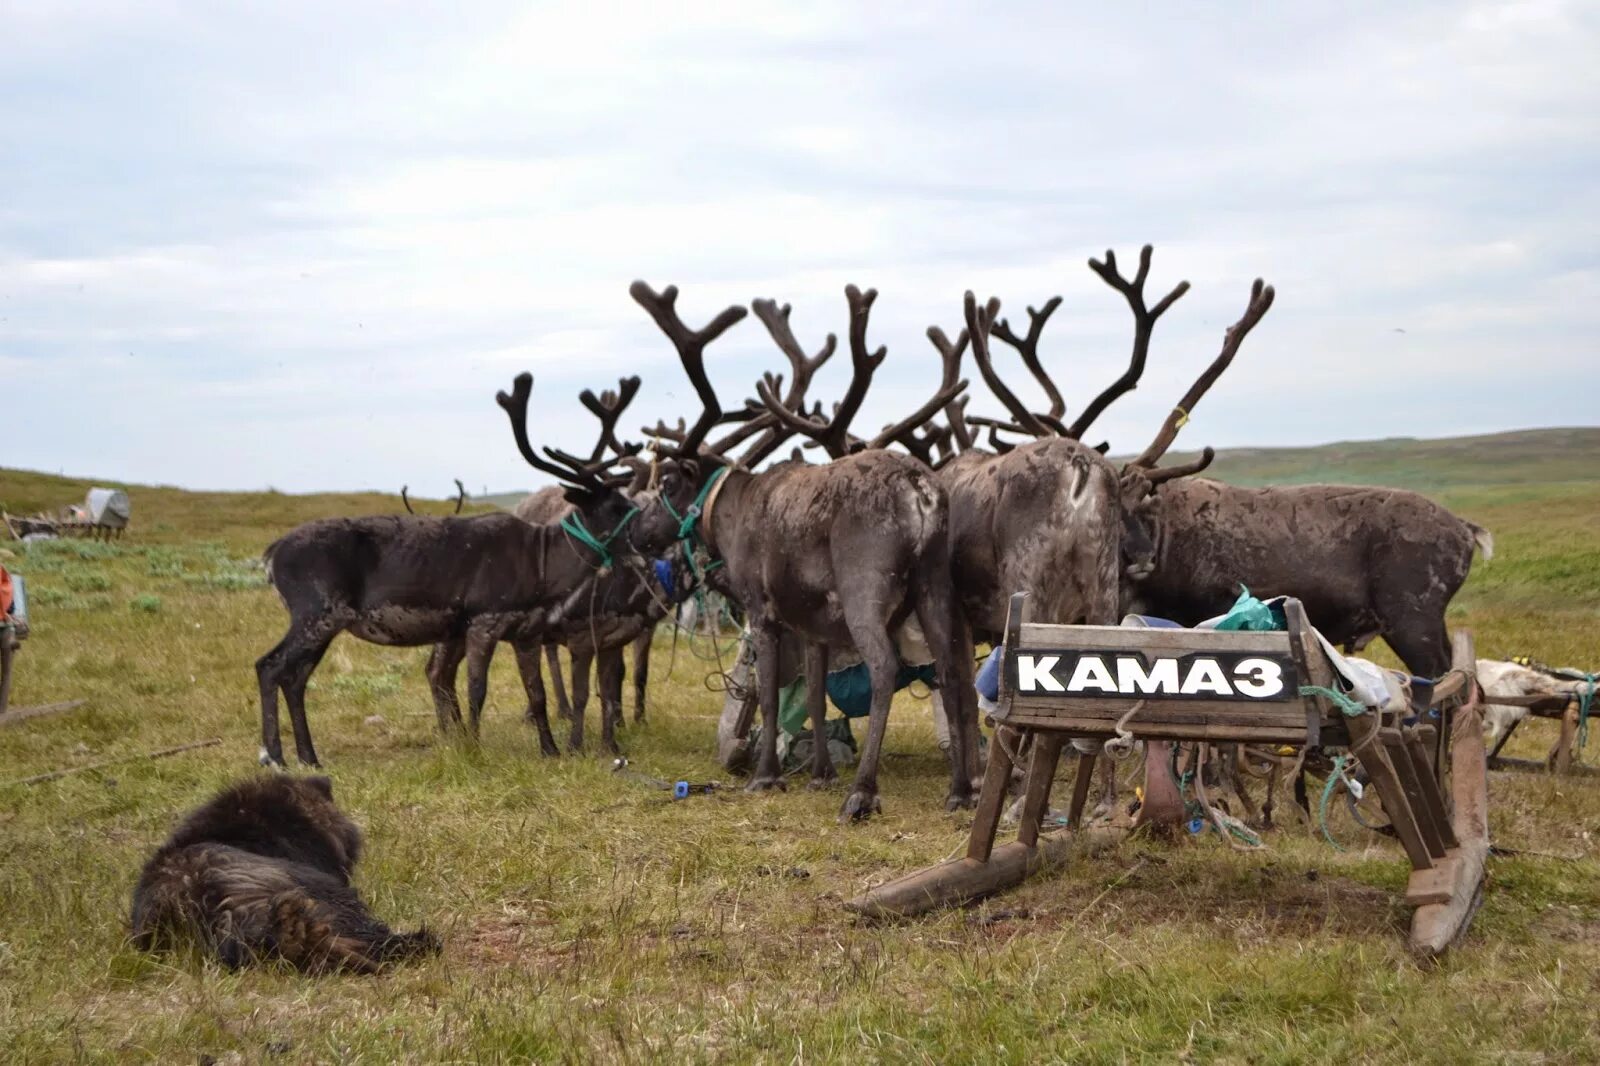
0, 0, 1595, 492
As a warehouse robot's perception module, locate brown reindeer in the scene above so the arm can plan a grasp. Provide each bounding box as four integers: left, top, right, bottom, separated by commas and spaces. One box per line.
255, 379, 636, 768
622, 280, 981, 820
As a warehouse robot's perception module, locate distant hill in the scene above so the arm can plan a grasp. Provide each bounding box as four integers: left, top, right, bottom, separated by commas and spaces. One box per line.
1123, 427, 1600, 493
4, 428, 1596, 523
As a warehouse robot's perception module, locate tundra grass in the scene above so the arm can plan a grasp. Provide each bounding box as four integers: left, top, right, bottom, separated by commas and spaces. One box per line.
1, 463, 1599, 1064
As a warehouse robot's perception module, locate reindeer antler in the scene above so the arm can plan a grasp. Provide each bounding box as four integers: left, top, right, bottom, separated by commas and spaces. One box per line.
966, 291, 1053, 438
1129, 277, 1275, 475
400, 486, 415, 514
992, 295, 1066, 423
577, 376, 643, 464
1070, 244, 1191, 440
755, 284, 885, 459
453, 479, 466, 514
870, 324, 968, 453
497, 373, 608, 492
629, 280, 747, 457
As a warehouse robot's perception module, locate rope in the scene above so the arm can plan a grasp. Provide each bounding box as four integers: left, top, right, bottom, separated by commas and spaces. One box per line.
1317, 753, 1357, 852
558, 506, 640, 572
1298, 684, 1368, 718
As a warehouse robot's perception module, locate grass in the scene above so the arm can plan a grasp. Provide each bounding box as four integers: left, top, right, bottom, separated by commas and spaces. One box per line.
2, 447, 1600, 1064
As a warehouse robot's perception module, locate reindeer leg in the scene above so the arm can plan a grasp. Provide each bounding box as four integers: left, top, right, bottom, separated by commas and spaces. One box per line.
281, 629, 337, 769
911, 561, 979, 807
746, 622, 786, 793
256, 631, 297, 768
804, 642, 836, 789
464, 625, 498, 742
545, 644, 574, 722
424, 640, 466, 734
838, 573, 905, 822
632, 630, 651, 723
597, 644, 623, 755
568, 647, 594, 751
514, 643, 559, 757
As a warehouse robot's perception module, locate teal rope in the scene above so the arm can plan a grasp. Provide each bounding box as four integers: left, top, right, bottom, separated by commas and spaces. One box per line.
1318, 754, 1353, 852
1577, 675, 1597, 753
558, 506, 640, 570
1299, 684, 1368, 718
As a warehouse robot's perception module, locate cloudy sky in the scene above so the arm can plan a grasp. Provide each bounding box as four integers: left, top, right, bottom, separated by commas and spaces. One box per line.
3, 1, 1595, 495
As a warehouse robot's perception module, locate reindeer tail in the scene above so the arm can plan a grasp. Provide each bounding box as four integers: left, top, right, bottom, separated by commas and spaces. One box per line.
1469, 523, 1494, 561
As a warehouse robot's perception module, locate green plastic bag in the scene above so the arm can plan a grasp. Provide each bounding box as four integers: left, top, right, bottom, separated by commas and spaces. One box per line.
1213, 586, 1286, 632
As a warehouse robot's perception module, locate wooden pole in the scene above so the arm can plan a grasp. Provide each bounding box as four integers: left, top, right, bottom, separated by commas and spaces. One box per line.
3, 738, 222, 787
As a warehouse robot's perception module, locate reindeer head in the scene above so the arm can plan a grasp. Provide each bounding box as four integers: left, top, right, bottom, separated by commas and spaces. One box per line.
496, 373, 646, 562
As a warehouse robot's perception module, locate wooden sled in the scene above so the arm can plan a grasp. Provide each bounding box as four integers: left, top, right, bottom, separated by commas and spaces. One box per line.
1484, 692, 1588, 774
845, 594, 1490, 958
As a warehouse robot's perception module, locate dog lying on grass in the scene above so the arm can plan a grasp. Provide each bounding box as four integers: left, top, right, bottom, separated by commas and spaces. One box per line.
131, 775, 439, 973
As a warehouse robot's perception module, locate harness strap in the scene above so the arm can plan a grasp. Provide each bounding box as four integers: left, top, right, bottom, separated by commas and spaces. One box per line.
559, 506, 640, 571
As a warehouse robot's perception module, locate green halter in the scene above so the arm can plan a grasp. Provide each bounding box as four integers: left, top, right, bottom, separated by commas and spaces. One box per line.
559, 506, 640, 571
661, 465, 729, 584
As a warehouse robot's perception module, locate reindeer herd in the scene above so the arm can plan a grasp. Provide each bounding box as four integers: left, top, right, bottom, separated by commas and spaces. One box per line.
255, 245, 1494, 823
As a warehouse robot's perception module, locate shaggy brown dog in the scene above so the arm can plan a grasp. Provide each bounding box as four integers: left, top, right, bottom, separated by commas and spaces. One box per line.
131, 775, 439, 973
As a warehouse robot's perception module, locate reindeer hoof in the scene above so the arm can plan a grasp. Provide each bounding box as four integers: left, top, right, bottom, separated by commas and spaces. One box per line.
944, 791, 977, 812
839, 791, 882, 822
806, 773, 837, 791
258, 749, 287, 771
296, 757, 322, 770
746, 775, 787, 793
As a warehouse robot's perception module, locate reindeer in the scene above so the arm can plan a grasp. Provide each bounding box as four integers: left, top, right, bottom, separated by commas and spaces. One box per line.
254, 378, 638, 768
622, 280, 982, 820
1061, 247, 1490, 680
970, 244, 1488, 824
420, 381, 669, 752
400, 480, 467, 515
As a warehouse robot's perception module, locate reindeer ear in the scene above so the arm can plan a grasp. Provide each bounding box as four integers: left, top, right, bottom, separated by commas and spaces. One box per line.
305, 775, 335, 800
561, 485, 604, 508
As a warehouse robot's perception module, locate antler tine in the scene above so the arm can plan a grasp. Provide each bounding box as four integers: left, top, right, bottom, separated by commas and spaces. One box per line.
992, 295, 1066, 421
453, 478, 466, 514
629, 280, 747, 456
831, 284, 887, 449
750, 285, 883, 460
750, 299, 837, 408
400, 486, 414, 514
578, 374, 644, 463
966, 291, 1050, 438
869, 319, 969, 451
944, 393, 974, 451
1132, 279, 1275, 469
1143, 446, 1215, 484
1070, 243, 1192, 439
496, 373, 604, 491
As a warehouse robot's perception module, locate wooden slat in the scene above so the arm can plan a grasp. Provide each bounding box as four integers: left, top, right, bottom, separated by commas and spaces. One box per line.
1015, 734, 1065, 849
1383, 727, 1447, 860
1410, 629, 1490, 957
998, 711, 1307, 745
1013, 622, 1293, 655
1404, 724, 1458, 850
1066, 751, 1097, 828
966, 726, 1020, 862
1349, 711, 1436, 871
